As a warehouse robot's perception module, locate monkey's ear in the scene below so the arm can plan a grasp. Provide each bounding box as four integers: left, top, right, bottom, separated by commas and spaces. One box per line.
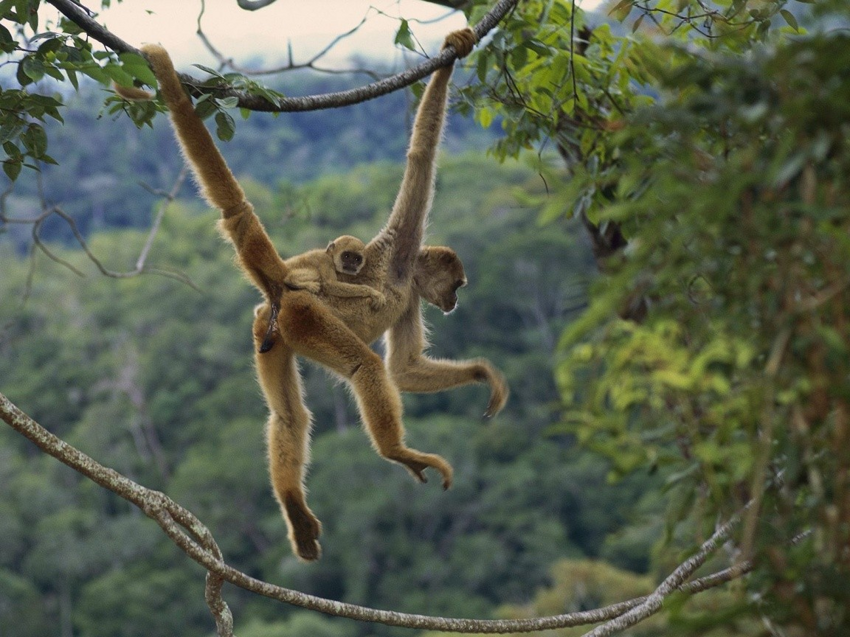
326, 241, 335, 254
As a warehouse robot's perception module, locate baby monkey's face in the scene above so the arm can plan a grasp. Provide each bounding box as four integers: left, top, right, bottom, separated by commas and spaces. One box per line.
328, 235, 367, 275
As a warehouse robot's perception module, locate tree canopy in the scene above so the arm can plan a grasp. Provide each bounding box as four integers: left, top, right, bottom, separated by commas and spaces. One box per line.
2, 0, 849, 636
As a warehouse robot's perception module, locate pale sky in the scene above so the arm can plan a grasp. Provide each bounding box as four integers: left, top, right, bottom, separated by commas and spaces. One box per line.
40, 0, 604, 70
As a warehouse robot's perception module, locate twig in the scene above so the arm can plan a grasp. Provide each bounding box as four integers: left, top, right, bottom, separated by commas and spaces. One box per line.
135, 166, 189, 272
196, 1, 382, 79
582, 514, 742, 637
44, 0, 520, 112
0, 392, 754, 636
22, 168, 200, 290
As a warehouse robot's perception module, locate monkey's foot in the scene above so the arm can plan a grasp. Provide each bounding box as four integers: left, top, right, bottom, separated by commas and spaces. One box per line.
258, 302, 281, 354
283, 494, 323, 561
471, 362, 509, 419
390, 450, 454, 490
484, 381, 509, 419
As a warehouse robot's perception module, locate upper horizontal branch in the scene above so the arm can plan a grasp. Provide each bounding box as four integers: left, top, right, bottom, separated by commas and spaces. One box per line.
44, 0, 519, 112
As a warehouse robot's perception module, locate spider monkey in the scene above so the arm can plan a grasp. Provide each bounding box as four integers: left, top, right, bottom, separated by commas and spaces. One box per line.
134, 31, 508, 561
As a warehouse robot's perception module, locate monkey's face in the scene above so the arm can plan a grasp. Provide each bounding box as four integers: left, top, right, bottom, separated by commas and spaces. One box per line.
415, 247, 466, 314
328, 235, 367, 275
337, 249, 364, 274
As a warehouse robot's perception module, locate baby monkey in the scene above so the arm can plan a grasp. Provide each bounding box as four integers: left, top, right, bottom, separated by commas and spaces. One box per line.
259, 234, 385, 352
285, 235, 385, 306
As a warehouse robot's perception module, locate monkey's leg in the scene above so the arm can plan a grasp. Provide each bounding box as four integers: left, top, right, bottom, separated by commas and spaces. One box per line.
253, 317, 322, 561
386, 304, 508, 418
390, 357, 509, 419
281, 295, 453, 489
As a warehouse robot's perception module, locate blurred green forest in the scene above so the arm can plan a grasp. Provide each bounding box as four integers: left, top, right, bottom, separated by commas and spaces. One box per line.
4, 0, 850, 634
0, 91, 659, 637
1, 71, 493, 248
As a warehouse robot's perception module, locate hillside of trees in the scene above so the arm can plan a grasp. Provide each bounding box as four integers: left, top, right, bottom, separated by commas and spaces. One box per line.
1, 112, 665, 634
3, 0, 849, 635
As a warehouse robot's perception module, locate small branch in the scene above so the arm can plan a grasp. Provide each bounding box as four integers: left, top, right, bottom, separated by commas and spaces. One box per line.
45, 0, 520, 112
197, 2, 382, 79
583, 514, 743, 637
0, 392, 754, 636
20, 168, 200, 290
135, 166, 190, 272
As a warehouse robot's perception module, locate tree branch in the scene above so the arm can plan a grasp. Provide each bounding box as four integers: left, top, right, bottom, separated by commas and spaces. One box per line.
2, 168, 197, 289
0, 391, 752, 636
237, 0, 279, 9
44, 0, 519, 112
583, 513, 743, 637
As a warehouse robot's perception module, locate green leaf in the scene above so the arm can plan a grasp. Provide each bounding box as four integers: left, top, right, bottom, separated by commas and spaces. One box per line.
57, 17, 83, 35
3, 158, 21, 181
2, 140, 21, 159
0, 119, 23, 145
215, 110, 235, 142
218, 96, 239, 109
79, 63, 109, 84
21, 56, 45, 83
194, 98, 217, 120
609, 0, 634, 20
779, 9, 799, 30
103, 63, 135, 88
119, 52, 157, 86
476, 50, 490, 83
0, 23, 15, 52
394, 19, 416, 52
65, 67, 79, 90
193, 64, 225, 79
478, 107, 494, 129
21, 123, 47, 158
632, 13, 645, 32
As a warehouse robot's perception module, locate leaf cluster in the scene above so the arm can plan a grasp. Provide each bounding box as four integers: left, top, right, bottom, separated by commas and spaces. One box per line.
0, 4, 158, 179
556, 32, 850, 632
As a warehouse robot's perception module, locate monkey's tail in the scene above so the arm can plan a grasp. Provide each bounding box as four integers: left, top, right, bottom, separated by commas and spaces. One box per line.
113, 83, 156, 101
143, 44, 289, 301
141, 44, 247, 215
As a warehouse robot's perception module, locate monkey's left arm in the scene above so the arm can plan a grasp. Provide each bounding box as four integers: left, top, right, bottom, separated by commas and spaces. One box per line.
376, 28, 477, 283
386, 301, 508, 418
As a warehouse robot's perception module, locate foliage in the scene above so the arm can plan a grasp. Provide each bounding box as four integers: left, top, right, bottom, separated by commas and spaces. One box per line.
4, 0, 848, 634
455, 0, 850, 632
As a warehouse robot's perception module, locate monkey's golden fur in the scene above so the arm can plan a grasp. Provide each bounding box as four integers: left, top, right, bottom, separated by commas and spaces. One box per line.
258, 235, 384, 352
138, 31, 507, 561
284, 234, 383, 305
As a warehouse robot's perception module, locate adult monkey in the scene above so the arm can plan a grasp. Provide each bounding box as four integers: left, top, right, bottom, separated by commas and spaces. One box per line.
139, 29, 507, 561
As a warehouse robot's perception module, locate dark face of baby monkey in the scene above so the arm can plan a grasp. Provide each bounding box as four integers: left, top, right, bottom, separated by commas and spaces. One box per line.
327, 235, 367, 275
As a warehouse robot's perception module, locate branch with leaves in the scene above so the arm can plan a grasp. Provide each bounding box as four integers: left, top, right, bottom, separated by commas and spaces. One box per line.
43, 0, 518, 112
0, 391, 754, 637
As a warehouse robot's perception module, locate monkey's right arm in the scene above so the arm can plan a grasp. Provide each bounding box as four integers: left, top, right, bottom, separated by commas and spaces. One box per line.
321, 281, 387, 309
284, 269, 322, 294
286, 269, 387, 308
386, 301, 508, 418
140, 44, 287, 303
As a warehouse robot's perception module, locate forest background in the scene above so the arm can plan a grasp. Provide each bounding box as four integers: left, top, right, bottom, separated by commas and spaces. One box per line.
1, 0, 849, 636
